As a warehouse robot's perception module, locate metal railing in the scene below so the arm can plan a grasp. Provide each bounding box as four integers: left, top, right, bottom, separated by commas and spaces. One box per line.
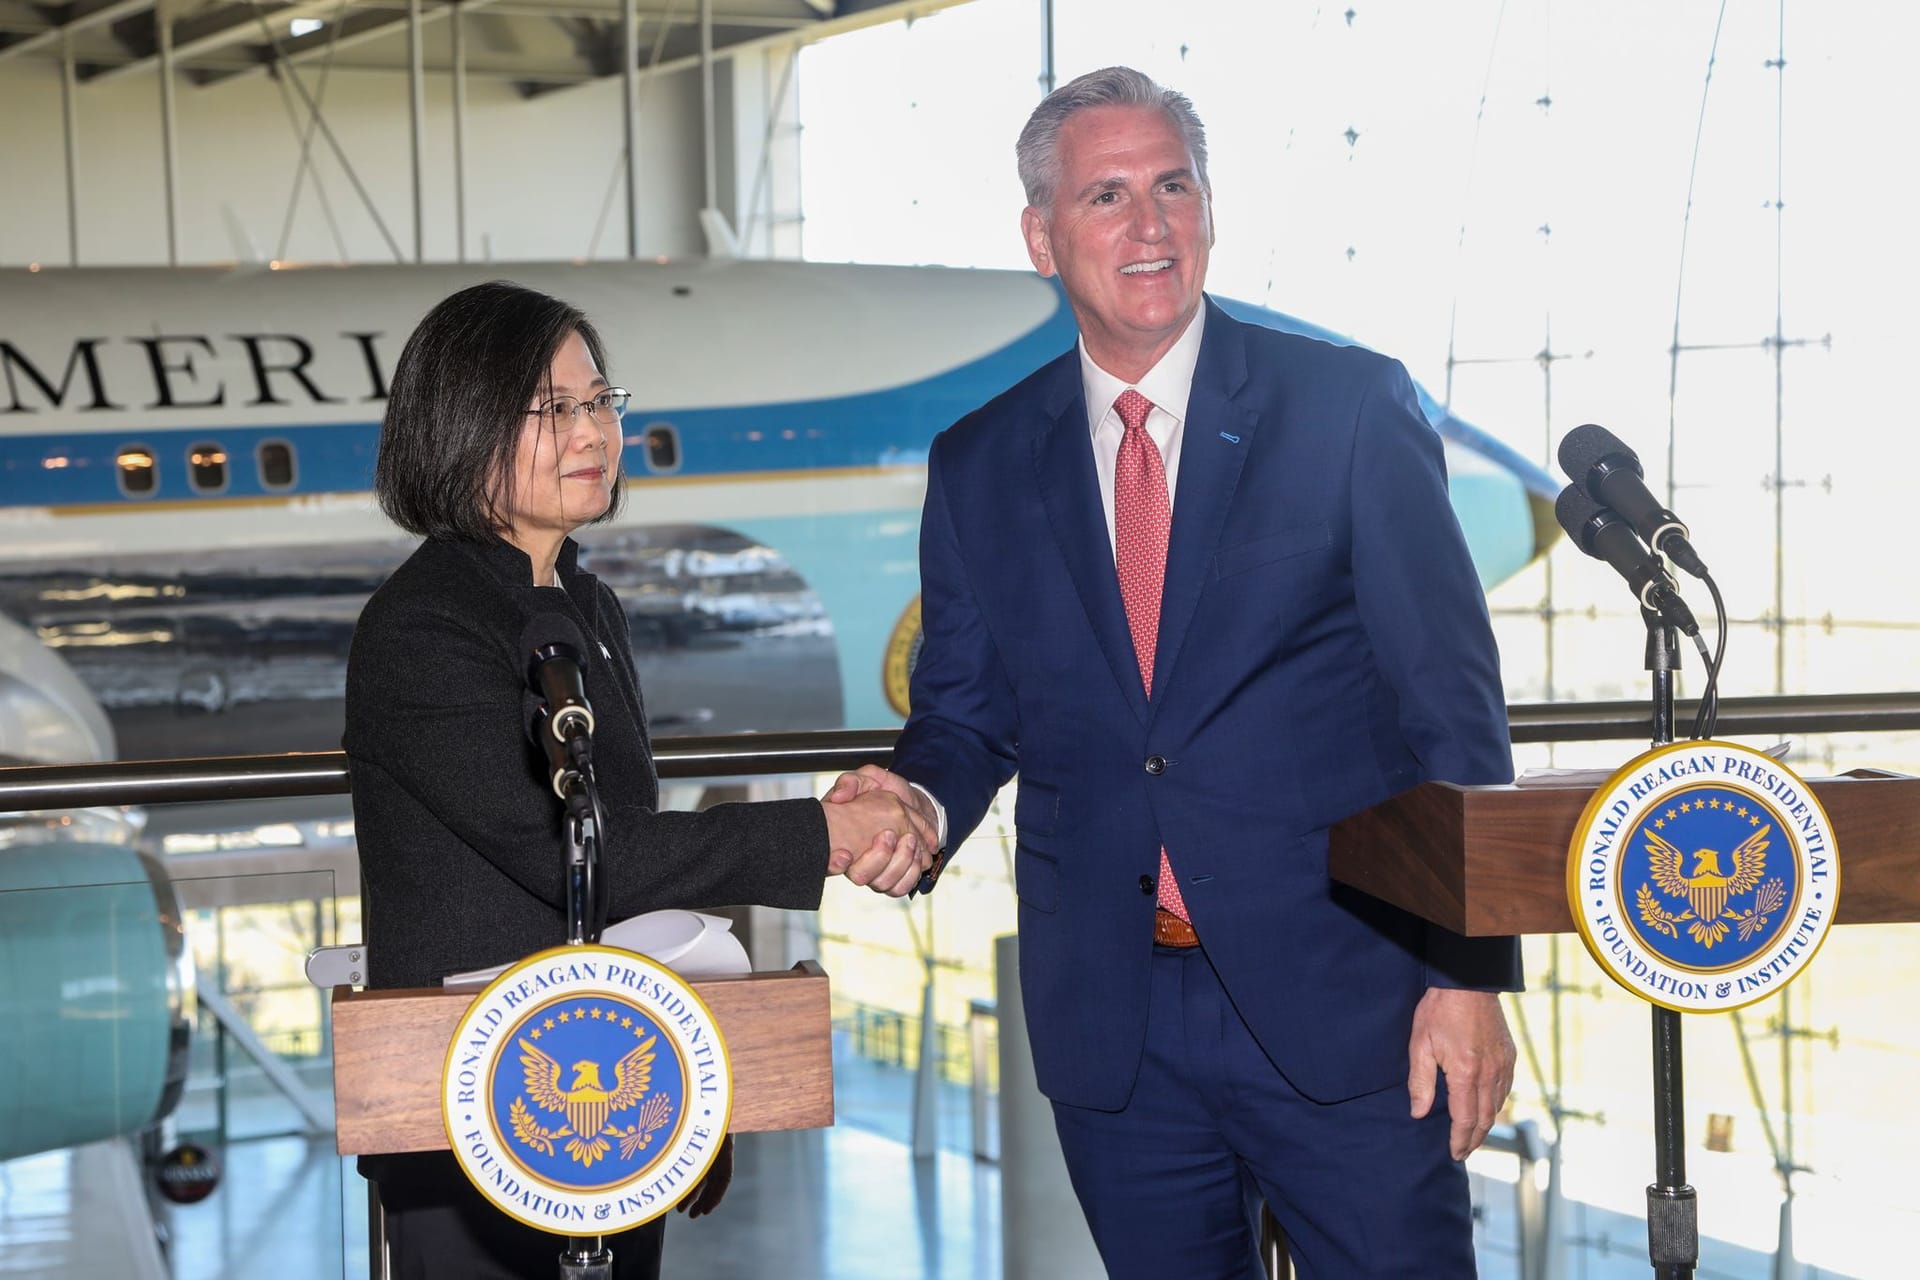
3, 691, 1917, 812
6, 691, 1916, 1280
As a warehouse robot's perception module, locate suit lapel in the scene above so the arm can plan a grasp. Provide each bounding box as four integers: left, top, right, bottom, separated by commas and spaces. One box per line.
1032, 356, 1152, 726
1151, 303, 1260, 705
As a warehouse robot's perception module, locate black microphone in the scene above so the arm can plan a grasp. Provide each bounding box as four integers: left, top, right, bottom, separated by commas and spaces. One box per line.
521, 614, 596, 754
1557, 424, 1708, 578
1554, 486, 1701, 637
524, 694, 588, 805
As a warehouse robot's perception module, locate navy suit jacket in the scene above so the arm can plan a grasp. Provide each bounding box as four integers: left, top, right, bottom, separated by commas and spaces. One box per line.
892, 299, 1519, 1109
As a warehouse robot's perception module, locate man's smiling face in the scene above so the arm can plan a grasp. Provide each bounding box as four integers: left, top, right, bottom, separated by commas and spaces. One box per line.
1022, 103, 1214, 381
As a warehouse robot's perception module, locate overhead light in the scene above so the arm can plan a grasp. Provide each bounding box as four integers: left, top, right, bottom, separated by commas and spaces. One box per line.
290, 17, 324, 37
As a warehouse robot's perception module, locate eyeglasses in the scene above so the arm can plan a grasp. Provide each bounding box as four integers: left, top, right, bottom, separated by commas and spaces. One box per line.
526, 388, 630, 433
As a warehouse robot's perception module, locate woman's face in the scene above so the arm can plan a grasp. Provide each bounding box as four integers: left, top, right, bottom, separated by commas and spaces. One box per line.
500, 331, 623, 547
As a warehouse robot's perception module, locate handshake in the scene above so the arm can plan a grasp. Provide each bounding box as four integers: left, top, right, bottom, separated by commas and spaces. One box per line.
819, 764, 942, 898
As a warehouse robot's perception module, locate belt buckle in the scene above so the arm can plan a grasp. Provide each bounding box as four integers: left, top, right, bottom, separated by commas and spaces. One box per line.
1153, 908, 1200, 948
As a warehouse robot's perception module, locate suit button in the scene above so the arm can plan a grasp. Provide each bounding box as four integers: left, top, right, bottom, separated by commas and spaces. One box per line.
1139, 875, 1155, 895
1144, 755, 1166, 775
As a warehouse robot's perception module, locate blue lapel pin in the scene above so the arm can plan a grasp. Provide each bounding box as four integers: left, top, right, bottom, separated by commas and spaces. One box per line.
1218, 431, 1241, 444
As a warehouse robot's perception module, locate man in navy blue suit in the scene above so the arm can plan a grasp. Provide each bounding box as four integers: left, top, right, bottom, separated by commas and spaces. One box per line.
830, 66, 1519, 1278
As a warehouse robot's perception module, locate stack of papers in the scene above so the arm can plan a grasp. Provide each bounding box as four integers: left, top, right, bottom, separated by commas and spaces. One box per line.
442, 909, 752, 989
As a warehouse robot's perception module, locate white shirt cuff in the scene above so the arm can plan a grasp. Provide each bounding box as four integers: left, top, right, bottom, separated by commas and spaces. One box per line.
907, 780, 949, 848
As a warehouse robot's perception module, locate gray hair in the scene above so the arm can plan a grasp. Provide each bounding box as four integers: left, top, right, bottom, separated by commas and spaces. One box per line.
1015, 66, 1210, 211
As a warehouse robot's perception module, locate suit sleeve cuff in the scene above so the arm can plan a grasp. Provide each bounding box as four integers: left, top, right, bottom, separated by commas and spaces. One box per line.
1423, 923, 1524, 991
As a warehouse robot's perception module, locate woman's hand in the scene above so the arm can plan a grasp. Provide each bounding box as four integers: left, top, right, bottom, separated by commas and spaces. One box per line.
821, 783, 935, 896
676, 1133, 734, 1219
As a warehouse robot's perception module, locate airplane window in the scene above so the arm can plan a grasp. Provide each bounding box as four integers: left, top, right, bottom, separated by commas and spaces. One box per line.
188, 442, 229, 493
116, 446, 157, 497
640, 422, 680, 473
258, 440, 296, 489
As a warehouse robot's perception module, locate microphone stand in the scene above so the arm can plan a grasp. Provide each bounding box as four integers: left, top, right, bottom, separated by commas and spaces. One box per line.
556, 752, 611, 1280
1641, 605, 1697, 1279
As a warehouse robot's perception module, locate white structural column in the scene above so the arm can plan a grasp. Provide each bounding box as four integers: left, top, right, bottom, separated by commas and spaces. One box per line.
61, 32, 80, 264
408, 0, 426, 261
452, 1, 468, 262
157, 0, 180, 264
622, 0, 640, 257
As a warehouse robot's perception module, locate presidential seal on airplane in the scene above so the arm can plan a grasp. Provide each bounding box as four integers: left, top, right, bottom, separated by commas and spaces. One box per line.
439, 945, 732, 1233
1568, 740, 1840, 1013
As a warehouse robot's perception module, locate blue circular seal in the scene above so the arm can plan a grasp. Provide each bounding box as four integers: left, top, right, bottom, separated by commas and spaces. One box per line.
441, 945, 733, 1233
1568, 741, 1839, 1012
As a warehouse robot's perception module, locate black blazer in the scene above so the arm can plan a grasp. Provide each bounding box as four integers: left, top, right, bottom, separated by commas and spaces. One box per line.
344, 535, 828, 992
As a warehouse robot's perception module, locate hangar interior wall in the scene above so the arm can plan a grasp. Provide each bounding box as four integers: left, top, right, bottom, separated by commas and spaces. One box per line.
0, 48, 801, 268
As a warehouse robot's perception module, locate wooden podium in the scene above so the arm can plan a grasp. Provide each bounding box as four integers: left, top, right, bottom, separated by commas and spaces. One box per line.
330, 961, 834, 1156
1327, 769, 1920, 936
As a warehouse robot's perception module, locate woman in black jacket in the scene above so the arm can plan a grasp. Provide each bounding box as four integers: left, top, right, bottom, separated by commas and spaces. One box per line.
345, 280, 928, 1278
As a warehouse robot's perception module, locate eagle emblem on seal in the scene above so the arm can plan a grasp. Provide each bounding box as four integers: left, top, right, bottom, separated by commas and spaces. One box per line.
510, 1035, 675, 1167
1636, 821, 1784, 949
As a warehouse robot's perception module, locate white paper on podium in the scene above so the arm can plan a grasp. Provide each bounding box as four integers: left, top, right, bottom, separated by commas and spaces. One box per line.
1513, 739, 1792, 788
441, 910, 751, 989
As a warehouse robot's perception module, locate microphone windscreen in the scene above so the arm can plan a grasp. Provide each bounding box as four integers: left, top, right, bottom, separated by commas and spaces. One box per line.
1557, 423, 1639, 486
1553, 484, 1604, 547
520, 612, 588, 693
520, 612, 587, 661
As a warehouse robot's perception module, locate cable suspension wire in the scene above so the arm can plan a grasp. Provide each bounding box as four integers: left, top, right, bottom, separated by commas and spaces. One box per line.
1664, 0, 1730, 512
1440, 0, 1511, 414
274, 0, 355, 263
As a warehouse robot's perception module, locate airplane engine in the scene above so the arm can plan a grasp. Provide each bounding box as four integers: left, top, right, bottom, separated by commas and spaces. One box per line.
0, 840, 193, 1163
1, 612, 192, 1163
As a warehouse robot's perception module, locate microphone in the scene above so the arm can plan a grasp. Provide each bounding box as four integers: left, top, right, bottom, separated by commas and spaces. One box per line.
1554, 486, 1701, 637
521, 614, 596, 753
1557, 424, 1708, 578
525, 695, 588, 804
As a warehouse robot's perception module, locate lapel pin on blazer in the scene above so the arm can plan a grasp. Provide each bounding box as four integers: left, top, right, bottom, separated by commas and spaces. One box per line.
1218, 431, 1241, 444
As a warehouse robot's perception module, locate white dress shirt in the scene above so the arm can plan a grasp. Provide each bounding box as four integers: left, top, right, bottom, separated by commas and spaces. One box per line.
1080, 305, 1207, 553
907, 308, 1209, 850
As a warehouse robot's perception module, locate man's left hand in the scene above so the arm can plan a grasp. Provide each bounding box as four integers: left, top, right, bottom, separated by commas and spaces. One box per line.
1407, 988, 1515, 1161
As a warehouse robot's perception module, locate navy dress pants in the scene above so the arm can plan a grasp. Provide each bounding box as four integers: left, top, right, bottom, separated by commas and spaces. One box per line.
1049, 945, 1476, 1279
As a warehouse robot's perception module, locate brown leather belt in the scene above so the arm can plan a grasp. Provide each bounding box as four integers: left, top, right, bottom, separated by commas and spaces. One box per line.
1153, 908, 1200, 948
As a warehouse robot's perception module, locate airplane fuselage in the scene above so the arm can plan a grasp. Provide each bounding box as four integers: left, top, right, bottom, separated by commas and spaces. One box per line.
0, 260, 1555, 761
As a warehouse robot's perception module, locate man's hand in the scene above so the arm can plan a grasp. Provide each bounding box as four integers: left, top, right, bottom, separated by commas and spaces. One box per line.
675, 1133, 733, 1219
1407, 988, 1515, 1161
820, 775, 934, 897
825, 765, 940, 848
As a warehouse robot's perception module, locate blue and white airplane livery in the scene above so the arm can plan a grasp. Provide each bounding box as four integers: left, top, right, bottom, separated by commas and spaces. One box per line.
0, 260, 1558, 765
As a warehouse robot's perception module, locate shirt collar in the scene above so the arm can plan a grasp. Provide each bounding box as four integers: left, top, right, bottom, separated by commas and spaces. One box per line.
1078, 302, 1208, 436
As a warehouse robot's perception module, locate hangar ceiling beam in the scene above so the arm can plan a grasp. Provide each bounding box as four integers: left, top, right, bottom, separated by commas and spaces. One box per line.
84, 0, 450, 83
82, 1, 818, 85
0, 0, 152, 64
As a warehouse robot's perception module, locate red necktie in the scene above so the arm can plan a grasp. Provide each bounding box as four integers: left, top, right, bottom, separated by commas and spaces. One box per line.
1113, 389, 1190, 922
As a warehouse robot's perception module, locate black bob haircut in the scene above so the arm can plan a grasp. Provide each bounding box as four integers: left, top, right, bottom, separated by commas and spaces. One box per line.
375, 280, 625, 541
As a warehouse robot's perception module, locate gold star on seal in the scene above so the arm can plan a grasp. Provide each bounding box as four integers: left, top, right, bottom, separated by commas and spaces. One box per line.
574, 1006, 587, 1020
1750, 814, 1763, 826
591, 1007, 604, 1020
621, 1016, 633, 1029
1665, 809, 1677, 821
531, 1028, 543, 1040
544, 1017, 555, 1030
1737, 806, 1750, 817
558, 1011, 570, 1023
1654, 818, 1667, 829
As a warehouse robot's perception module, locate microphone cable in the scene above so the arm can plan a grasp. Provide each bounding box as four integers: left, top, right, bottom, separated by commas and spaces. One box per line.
1689, 572, 1727, 741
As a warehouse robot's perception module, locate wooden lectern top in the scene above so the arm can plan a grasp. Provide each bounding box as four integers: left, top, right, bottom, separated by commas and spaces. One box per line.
1328, 770, 1920, 937
331, 961, 833, 1157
